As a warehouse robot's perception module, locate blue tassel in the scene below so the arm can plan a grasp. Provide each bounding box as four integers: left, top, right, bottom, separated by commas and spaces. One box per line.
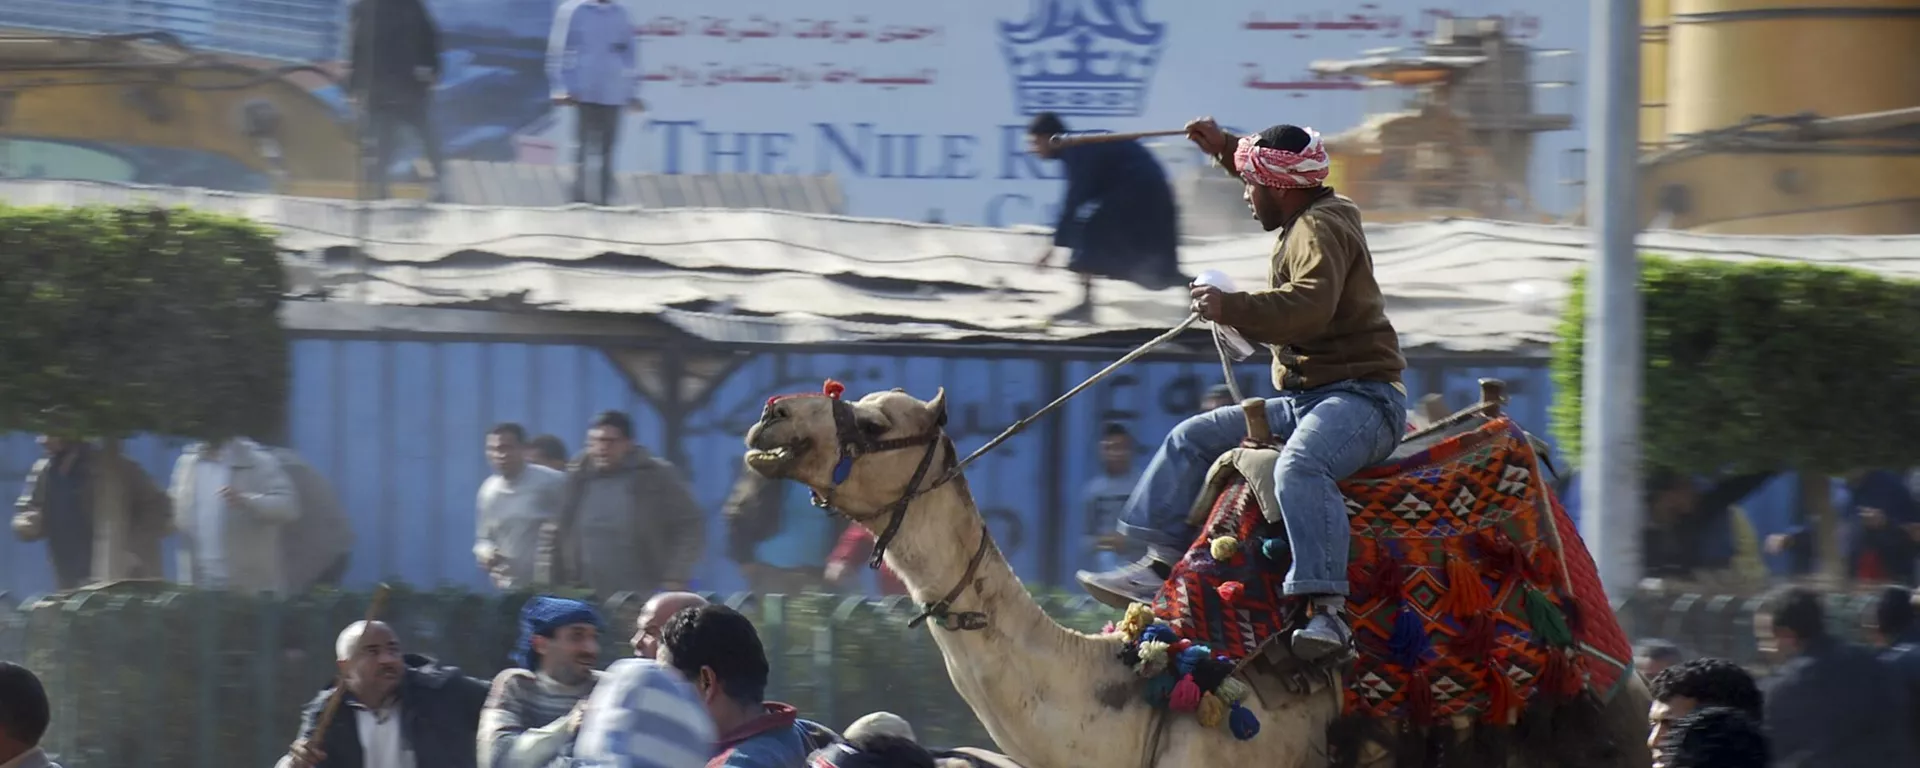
1228, 703, 1261, 740
1144, 675, 1177, 707
1140, 625, 1177, 645
1388, 606, 1432, 669
1261, 537, 1289, 561
1175, 646, 1208, 675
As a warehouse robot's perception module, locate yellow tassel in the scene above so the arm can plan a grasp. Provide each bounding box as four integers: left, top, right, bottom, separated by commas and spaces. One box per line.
1210, 536, 1240, 561
1215, 676, 1250, 705
1119, 603, 1154, 640
1197, 692, 1227, 728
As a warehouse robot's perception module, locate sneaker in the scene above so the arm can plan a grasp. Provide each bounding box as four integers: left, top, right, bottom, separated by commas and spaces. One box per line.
1076, 556, 1168, 610
1290, 611, 1352, 661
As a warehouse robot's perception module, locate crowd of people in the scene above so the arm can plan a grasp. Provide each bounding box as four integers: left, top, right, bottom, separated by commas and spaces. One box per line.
4, 581, 1917, 768
7, 410, 717, 601
1637, 584, 1920, 768
0, 590, 1003, 768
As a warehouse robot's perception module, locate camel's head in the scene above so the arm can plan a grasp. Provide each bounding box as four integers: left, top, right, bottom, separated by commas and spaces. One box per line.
743, 381, 948, 511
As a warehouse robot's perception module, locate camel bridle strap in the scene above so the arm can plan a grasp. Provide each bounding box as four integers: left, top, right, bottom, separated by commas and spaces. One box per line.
759, 387, 951, 568
760, 386, 992, 632
760, 311, 1203, 636
836, 434, 993, 632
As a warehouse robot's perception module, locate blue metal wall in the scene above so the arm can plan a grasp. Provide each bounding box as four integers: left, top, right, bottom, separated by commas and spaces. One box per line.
0, 337, 1806, 599
0, 338, 1510, 596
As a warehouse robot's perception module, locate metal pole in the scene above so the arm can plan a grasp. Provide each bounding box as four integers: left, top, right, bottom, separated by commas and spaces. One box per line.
1580, 0, 1644, 602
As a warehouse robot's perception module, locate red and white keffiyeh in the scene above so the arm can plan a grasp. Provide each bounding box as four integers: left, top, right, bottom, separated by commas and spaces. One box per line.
1233, 128, 1329, 189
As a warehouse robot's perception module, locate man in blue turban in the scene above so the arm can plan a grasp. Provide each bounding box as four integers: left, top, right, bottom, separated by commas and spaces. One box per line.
481, 596, 605, 768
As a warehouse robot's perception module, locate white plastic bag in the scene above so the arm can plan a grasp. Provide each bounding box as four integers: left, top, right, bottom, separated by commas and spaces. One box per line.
1193, 269, 1257, 361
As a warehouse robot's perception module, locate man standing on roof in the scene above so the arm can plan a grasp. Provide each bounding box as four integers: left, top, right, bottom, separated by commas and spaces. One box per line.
1027, 112, 1188, 322
1077, 119, 1407, 662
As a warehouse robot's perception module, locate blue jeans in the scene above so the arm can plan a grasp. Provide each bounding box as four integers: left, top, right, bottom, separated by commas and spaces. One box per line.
1116, 379, 1407, 596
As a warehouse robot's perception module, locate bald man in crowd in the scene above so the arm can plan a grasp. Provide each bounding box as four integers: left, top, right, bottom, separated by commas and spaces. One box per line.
279, 620, 490, 768
632, 591, 707, 659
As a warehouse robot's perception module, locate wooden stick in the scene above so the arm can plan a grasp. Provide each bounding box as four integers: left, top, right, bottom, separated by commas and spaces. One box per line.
310, 583, 393, 743
1047, 129, 1189, 148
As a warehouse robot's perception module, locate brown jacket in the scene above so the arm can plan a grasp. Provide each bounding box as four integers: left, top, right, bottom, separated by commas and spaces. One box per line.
1213, 186, 1405, 390
722, 470, 785, 565
11, 441, 172, 589
547, 448, 706, 594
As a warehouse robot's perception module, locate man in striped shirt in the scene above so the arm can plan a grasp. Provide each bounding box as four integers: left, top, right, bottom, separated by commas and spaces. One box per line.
573, 658, 715, 768
481, 597, 607, 768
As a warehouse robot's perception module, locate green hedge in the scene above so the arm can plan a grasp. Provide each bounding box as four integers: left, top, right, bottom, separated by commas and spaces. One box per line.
0, 583, 1114, 768
0, 205, 287, 440
1550, 256, 1920, 474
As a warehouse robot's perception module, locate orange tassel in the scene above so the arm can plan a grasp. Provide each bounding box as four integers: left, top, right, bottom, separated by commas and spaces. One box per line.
1438, 553, 1494, 618
1542, 648, 1584, 700
1452, 612, 1498, 660
1408, 669, 1437, 726
1541, 650, 1569, 701
1554, 650, 1587, 699
1482, 664, 1517, 726
1529, 547, 1560, 588
1366, 557, 1404, 606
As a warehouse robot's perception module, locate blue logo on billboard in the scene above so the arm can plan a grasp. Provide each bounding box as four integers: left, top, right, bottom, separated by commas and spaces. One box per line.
998, 0, 1166, 118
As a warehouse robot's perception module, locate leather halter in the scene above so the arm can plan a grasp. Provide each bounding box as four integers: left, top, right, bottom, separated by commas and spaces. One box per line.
758, 381, 991, 631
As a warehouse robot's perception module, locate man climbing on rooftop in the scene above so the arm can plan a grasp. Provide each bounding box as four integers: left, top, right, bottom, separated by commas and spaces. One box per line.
1077, 118, 1408, 661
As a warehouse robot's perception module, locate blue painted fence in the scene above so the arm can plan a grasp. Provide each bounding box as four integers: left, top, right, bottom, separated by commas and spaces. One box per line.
0, 337, 1804, 599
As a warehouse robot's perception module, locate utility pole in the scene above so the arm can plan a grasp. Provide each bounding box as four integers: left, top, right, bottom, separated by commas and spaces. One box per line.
1580, 0, 1644, 602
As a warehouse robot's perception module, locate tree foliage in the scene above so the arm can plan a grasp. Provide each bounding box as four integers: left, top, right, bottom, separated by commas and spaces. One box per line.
1551, 255, 1920, 475
0, 205, 287, 440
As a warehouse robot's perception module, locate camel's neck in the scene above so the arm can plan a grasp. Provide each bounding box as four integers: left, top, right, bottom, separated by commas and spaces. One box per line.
877, 477, 1120, 761
879, 477, 1070, 650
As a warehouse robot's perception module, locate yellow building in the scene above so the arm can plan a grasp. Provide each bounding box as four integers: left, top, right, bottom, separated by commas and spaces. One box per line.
1639, 0, 1920, 234
0, 32, 433, 200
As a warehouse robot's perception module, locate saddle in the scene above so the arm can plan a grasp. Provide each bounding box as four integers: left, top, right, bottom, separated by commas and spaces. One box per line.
1110, 395, 1632, 754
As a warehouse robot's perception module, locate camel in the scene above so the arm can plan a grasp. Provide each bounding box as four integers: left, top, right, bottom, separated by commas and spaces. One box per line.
743, 385, 1653, 768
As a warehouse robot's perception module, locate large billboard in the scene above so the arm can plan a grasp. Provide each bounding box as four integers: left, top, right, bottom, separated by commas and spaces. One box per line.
0, 0, 1578, 224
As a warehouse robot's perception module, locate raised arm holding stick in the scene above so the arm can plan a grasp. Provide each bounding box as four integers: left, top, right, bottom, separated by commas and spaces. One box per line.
1076, 116, 1409, 662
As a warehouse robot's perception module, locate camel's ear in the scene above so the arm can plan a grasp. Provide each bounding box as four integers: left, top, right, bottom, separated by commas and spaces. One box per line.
926, 387, 948, 427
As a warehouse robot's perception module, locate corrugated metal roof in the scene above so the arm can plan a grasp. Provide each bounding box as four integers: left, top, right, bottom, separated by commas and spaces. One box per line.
438, 161, 846, 213
6, 178, 1917, 352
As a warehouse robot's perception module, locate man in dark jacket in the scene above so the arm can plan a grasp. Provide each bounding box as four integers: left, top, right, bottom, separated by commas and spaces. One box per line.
1027, 111, 1186, 320
1647, 658, 1763, 768
551, 411, 706, 597
345, 0, 446, 200
1869, 586, 1920, 761
1756, 586, 1913, 768
278, 620, 489, 768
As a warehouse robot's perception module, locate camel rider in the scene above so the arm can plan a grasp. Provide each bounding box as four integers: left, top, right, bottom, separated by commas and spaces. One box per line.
1077, 119, 1408, 660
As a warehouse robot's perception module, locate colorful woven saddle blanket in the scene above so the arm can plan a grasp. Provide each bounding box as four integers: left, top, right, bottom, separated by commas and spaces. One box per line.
1147, 416, 1633, 724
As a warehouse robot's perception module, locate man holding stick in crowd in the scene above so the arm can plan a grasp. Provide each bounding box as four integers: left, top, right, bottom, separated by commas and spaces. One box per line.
279, 620, 489, 768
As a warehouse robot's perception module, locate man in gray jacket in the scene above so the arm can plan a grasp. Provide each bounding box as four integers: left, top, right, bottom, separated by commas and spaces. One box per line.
551, 411, 705, 597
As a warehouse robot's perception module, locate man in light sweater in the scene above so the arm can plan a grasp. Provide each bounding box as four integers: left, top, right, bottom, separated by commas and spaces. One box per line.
546, 0, 641, 206
476, 423, 566, 590
480, 596, 605, 768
